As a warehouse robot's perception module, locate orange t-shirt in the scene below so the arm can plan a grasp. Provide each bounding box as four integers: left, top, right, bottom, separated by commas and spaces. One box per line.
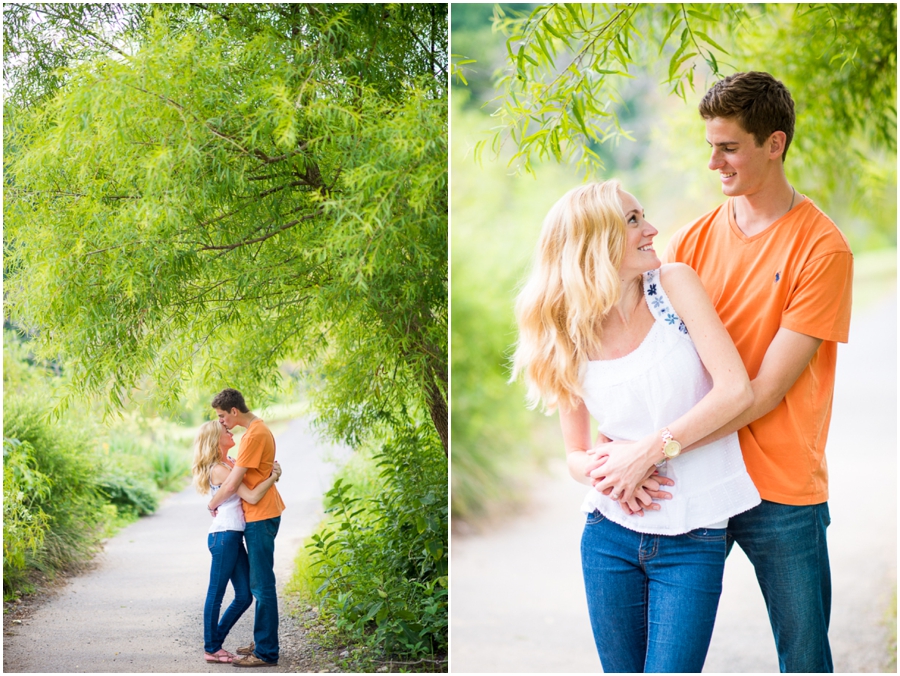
236, 419, 285, 522
664, 198, 853, 505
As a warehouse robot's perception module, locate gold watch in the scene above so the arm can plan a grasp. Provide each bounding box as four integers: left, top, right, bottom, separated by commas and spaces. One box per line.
661, 428, 682, 460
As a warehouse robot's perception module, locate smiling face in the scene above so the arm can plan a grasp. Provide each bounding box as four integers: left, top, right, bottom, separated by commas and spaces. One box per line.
616, 190, 660, 280
705, 116, 784, 199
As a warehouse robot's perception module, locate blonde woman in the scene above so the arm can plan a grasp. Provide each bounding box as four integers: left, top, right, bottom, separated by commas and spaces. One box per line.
511, 181, 760, 672
192, 421, 282, 664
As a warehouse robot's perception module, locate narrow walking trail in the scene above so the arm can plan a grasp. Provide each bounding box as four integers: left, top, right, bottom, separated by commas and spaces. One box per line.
450, 293, 897, 673
3, 418, 352, 673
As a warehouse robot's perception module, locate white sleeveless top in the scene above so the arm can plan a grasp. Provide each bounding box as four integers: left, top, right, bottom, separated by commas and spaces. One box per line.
209, 460, 246, 533
579, 268, 760, 535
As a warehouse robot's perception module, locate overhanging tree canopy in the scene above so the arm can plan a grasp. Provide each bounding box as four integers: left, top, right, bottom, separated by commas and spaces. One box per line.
470, 3, 896, 182
4, 3, 448, 452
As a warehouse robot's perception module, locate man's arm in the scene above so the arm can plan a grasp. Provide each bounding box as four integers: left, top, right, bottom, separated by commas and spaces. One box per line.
208, 465, 248, 511
686, 327, 822, 450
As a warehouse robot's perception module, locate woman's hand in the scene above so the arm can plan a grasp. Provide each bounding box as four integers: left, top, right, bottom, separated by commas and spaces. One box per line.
270, 461, 282, 483
588, 435, 661, 504
594, 468, 674, 516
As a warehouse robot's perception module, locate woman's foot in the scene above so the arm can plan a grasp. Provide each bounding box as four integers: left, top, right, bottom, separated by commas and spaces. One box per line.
205, 649, 236, 663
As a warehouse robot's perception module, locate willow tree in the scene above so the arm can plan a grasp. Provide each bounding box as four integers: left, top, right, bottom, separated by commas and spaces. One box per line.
5, 3, 448, 454
475, 3, 895, 177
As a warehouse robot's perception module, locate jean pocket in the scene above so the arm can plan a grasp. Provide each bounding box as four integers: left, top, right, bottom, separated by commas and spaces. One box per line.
585, 510, 606, 526
686, 527, 727, 542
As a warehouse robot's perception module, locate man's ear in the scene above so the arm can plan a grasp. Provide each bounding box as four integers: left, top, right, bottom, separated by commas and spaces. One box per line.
767, 131, 787, 160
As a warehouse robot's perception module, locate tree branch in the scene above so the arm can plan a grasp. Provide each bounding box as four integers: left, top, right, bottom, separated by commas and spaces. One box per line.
196, 209, 323, 251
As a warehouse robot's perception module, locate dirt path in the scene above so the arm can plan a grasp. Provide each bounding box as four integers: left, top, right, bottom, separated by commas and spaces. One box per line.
3, 418, 352, 673
450, 292, 897, 673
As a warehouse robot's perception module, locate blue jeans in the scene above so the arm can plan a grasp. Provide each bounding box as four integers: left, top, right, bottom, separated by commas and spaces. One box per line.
244, 516, 280, 663
581, 511, 726, 673
204, 530, 252, 654
727, 500, 833, 673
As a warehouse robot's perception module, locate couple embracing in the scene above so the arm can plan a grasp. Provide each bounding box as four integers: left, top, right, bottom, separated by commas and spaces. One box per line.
191, 388, 286, 667
513, 72, 852, 673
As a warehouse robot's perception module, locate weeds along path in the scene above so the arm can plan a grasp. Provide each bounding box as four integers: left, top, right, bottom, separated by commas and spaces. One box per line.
450, 292, 897, 673
3, 417, 352, 673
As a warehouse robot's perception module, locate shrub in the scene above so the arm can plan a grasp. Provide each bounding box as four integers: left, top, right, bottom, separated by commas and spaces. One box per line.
148, 444, 191, 492
96, 472, 159, 518
3, 437, 51, 593
3, 396, 108, 592
304, 423, 448, 663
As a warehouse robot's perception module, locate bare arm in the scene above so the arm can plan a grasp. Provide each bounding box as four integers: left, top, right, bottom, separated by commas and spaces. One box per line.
591, 264, 754, 503
559, 401, 669, 514
236, 462, 282, 505
685, 327, 822, 450
208, 464, 247, 511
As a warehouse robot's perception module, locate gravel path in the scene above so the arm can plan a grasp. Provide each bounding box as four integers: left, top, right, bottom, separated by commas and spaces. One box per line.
3, 418, 352, 673
450, 292, 897, 673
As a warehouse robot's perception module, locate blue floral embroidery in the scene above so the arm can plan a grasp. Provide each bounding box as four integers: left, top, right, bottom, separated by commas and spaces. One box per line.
678, 320, 688, 334
651, 295, 665, 309
647, 283, 658, 296
665, 313, 678, 325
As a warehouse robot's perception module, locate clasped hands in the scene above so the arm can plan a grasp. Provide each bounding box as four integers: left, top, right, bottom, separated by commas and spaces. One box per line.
207, 461, 282, 517
584, 438, 673, 516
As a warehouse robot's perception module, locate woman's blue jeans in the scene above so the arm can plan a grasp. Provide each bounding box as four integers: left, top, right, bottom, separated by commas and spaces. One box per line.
581, 511, 726, 673
204, 529, 252, 654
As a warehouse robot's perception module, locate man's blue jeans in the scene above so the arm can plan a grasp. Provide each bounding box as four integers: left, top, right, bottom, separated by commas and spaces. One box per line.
727, 500, 833, 673
204, 530, 252, 654
244, 516, 281, 663
581, 511, 726, 673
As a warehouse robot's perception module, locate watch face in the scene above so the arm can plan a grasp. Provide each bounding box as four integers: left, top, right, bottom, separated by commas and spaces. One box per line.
664, 440, 682, 458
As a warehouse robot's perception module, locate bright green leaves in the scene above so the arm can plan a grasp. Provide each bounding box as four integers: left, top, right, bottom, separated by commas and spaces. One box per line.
5, 6, 447, 450
481, 2, 895, 190
304, 428, 447, 659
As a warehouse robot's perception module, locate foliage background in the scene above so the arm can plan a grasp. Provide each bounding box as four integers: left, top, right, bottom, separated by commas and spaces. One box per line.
450, 3, 897, 520
4, 3, 447, 664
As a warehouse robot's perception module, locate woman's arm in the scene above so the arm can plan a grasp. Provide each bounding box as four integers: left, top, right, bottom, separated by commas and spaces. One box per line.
559, 400, 669, 515
236, 462, 282, 505
591, 263, 754, 503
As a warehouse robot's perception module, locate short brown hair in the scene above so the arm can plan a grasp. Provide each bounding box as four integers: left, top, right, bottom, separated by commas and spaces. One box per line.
699, 71, 795, 161
211, 388, 249, 413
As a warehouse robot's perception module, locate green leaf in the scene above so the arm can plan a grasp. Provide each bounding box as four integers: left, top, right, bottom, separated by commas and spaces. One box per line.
694, 31, 729, 55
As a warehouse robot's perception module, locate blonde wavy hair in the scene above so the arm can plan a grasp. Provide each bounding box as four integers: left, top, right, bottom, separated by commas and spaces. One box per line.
192, 420, 225, 496
510, 180, 628, 413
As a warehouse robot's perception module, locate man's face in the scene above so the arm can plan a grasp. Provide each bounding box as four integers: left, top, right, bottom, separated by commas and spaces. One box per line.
705, 116, 777, 198
215, 407, 239, 431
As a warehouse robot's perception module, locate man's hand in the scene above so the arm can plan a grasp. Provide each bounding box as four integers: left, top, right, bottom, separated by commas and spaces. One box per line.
587, 436, 660, 503
593, 466, 674, 516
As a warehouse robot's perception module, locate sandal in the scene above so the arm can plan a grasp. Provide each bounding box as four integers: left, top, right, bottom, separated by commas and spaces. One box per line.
205, 649, 236, 663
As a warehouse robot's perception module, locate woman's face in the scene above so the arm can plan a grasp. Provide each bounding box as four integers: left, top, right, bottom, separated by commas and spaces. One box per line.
616, 190, 660, 280
218, 427, 235, 453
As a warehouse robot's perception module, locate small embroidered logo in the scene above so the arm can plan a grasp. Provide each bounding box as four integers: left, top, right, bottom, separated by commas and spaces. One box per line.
775, 272, 781, 283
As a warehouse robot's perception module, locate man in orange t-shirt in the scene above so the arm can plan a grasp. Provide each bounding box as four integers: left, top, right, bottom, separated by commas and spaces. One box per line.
208, 388, 285, 667
664, 72, 852, 673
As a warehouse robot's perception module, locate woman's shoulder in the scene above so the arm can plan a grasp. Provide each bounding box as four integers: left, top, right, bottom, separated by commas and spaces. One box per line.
658, 262, 699, 286
209, 463, 230, 484
654, 262, 715, 323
